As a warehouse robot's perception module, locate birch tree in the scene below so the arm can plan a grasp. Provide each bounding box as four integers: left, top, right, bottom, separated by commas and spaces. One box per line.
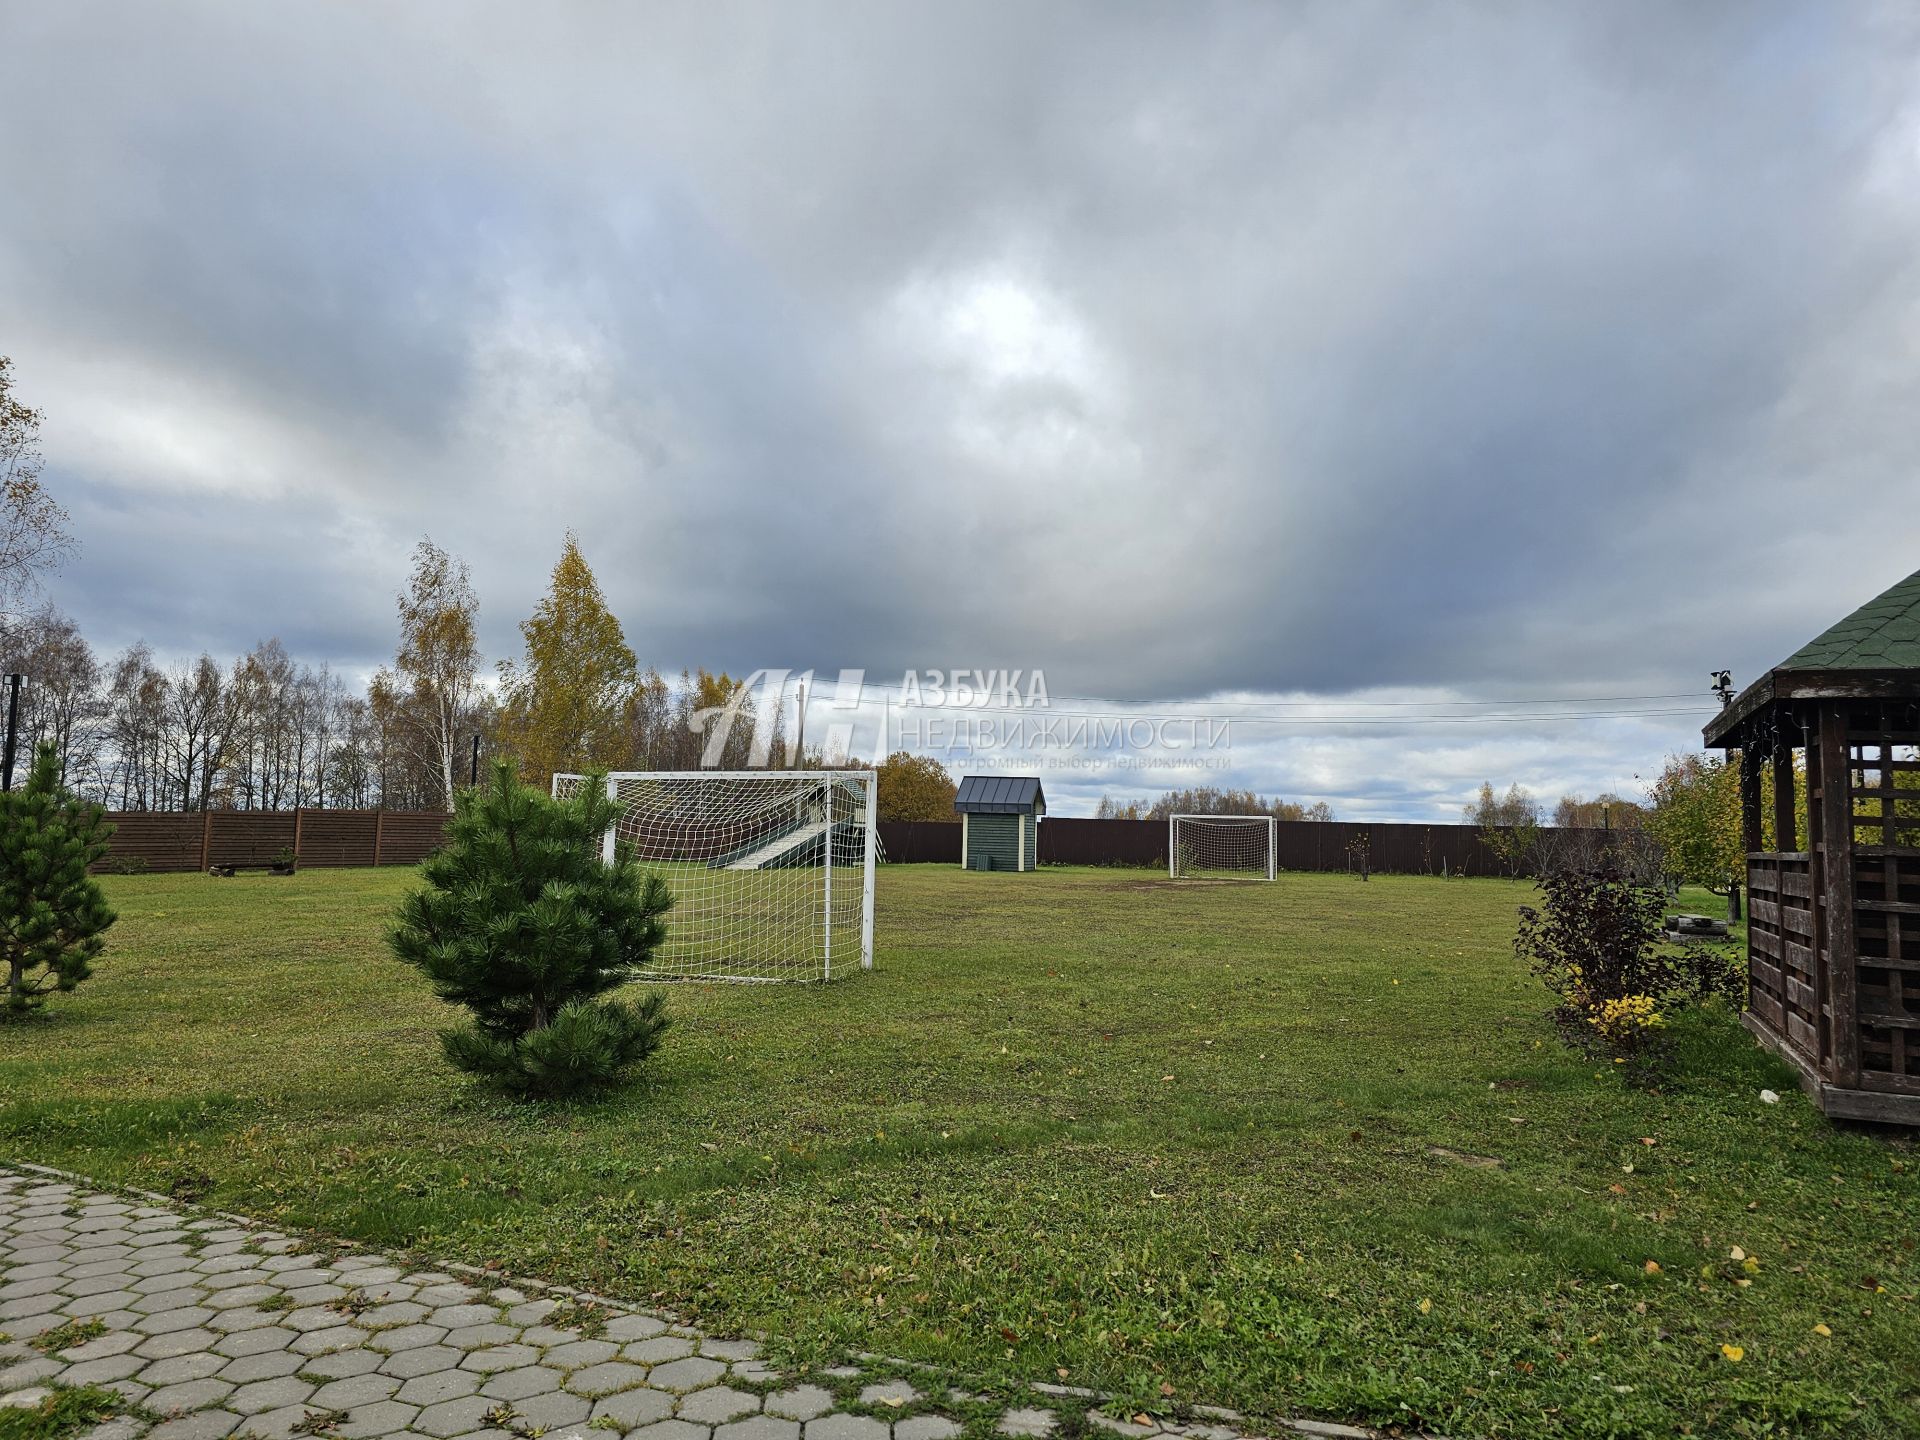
395, 538, 481, 810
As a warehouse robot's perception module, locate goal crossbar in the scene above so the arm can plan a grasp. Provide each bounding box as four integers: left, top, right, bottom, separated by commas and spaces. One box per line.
552, 770, 877, 982
1168, 813, 1278, 881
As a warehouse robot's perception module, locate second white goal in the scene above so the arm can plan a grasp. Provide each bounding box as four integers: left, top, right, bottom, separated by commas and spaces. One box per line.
1169, 813, 1277, 880
552, 770, 877, 982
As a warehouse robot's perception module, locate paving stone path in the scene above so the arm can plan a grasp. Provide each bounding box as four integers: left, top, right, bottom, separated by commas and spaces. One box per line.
0, 1165, 1384, 1440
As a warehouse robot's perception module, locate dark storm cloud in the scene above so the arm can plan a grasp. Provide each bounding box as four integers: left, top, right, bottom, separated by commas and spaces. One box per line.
2, 1, 1916, 744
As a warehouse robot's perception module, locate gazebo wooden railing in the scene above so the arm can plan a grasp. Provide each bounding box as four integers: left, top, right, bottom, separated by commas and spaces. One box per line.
1705, 569, 1920, 1124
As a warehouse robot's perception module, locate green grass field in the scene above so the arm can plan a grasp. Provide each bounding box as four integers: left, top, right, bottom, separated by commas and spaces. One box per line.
2, 866, 1915, 1438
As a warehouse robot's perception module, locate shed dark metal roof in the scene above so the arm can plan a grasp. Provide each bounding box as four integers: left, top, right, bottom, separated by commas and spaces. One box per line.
954, 775, 1046, 814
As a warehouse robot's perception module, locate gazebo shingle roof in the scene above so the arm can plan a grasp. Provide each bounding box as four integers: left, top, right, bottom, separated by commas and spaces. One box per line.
1776, 568, 1920, 671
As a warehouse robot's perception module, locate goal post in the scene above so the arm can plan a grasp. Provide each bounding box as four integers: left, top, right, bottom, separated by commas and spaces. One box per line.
1169, 813, 1277, 880
551, 769, 877, 982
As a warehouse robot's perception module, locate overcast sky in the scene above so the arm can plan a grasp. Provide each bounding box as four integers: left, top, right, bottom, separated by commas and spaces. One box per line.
3, 2, 1918, 818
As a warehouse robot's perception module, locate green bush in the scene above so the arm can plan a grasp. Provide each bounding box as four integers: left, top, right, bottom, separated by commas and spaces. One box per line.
1, 743, 116, 1019
1515, 862, 1743, 1080
390, 761, 671, 1097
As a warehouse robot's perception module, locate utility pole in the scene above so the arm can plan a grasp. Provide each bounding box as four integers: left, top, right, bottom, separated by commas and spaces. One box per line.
1, 673, 21, 791
795, 680, 806, 764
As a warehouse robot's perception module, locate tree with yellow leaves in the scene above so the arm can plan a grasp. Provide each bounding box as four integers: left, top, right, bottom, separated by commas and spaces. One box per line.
875, 751, 957, 820
1643, 753, 1742, 894
498, 536, 638, 789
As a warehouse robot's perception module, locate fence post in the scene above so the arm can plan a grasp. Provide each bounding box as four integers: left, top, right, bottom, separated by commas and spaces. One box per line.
373, 809, 385, 866
199, 810, 212, 872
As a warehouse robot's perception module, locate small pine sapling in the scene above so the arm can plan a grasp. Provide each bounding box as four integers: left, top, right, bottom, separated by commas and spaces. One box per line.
1, 742, 116, 1019
391, 760, 671, 1097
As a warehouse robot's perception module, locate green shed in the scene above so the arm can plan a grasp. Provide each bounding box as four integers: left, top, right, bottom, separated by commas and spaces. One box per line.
955, 775, 1045, 872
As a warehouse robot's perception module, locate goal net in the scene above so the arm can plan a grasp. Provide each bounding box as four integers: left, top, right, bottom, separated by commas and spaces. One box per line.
551, 770, 877, 982
1169, 814, 1277, 880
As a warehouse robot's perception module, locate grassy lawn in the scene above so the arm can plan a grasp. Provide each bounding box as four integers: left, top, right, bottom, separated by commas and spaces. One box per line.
2, 865, 1915, 1438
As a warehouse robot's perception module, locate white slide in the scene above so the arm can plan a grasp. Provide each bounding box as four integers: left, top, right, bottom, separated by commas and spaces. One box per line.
724, 818, 829, 871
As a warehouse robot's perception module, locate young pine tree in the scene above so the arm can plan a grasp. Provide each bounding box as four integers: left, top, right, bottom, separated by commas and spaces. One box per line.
1, 742, 116, 1018
391, 761, 671, 1097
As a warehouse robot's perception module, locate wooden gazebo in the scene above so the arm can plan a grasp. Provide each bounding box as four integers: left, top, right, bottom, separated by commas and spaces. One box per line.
1703, 567, 1920, 1124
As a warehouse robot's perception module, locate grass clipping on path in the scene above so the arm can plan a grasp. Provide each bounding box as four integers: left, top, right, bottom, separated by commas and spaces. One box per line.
3, 865, 1915, 1440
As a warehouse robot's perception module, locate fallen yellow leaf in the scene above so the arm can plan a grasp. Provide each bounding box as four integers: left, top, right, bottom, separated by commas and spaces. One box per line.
1644, 1261, 1662, 1274
1812, 1323, 1832, 1337
1730, 1246, 1746, 1261
1721, 1344, 1744, 1362
1418, 1298, 1432, 1314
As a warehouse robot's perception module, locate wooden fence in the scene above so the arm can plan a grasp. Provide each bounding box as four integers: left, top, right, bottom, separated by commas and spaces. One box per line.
884, 817, 1621, 876
99, 810, 1620, 878
95, 808, 452, 873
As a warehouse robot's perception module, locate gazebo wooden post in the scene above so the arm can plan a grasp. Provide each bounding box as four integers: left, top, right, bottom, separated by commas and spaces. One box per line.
1739, 747, 1764, 854
1772, 726, 1798, 853
1816, 703, 1860, 1089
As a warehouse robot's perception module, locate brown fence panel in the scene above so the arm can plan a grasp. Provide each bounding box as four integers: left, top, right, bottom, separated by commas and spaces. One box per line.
1038, 818, 1166, 866
878, 821, 960, 864
294, 809, 382, 867
96, 813, 205, 873
374, 811, 453, 865
94, 809, 451, 872
207, 812, 297, 867
93, 807, 1613, 879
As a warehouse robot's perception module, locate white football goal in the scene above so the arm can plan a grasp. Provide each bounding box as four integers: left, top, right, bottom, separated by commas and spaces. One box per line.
551, 770, 877, 982
1169, 813, 1277, 880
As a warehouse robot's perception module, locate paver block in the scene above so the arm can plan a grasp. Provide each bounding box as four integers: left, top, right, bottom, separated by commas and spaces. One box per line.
460, 1342, 539, 1373
718, 1418, 801, 1440
206, 1307, 279, 1334
361, 1301, 429, 1328
146, 1410, 241, 1440
137, 1327, 223, 1360
414, 1393, 499, 1438
149, 1376, 237, 1413
679, 1385, 761, 1424
603, 1313, 670, 1342
592, 1386, 676, 1428
299, 1346, 385, 1380
568, 1359, 652, 1397
480, 1364, 564, 1401
806, 1416, 890, 1440
766, 1386, 836, 1421
290, 1324, 364, 1356
134, 1306, 217, 1336
0, 1358, 63, 1388
514, 1388, 592, 1428
335, 1399, 421, 1438
859, 1381, 919, 1407
228, 1375, 315, 1416
311, 1372, 402, 1409
544, 1337, 620, 1369
219, 1349, 304, 1383
896, 1417, 963, 1440
380, 1344, 466, 1378
133, 1287, 206, 1314
650, 1357, 727, 1391
428, 1304, 501, 1329
138, 1352, 228, 1386
1088, 1416, 1159, 1438
701, 1339, 762, 1362
249, 1402, 337, 1440
367, 1322, 449, 1353
410, 1355, 493, 1400
625, 1335, 695, 1364
62, 1353, 147, 1385
205, 1284, 281, 1311
213, 1325, 298, 1358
